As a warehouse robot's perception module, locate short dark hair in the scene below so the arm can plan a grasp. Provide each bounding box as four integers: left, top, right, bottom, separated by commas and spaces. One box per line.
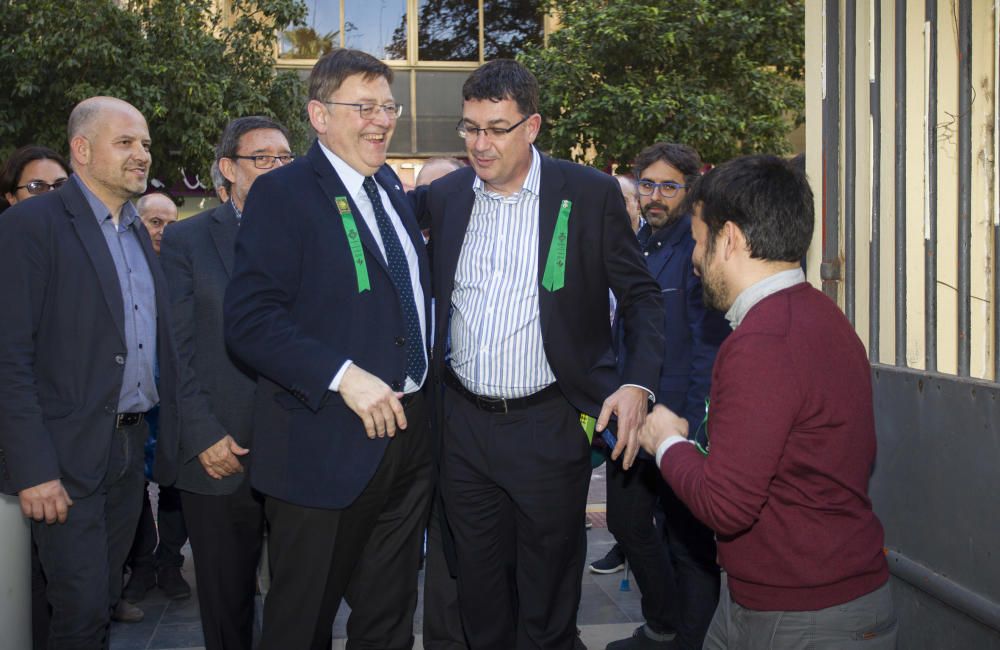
215, 116, 291, 191
308, 48, 393, 102
632, 142, 702, 185
462, 59, 539, 117
686, 154, 813, 263
1, 145, 70, 208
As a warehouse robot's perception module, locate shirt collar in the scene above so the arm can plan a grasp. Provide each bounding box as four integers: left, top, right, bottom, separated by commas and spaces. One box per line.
472, 146, 541, 201
72, 175, 139, 229
725, 267, 806, 329
318, 140, 368, 201
229, 198, 242, 222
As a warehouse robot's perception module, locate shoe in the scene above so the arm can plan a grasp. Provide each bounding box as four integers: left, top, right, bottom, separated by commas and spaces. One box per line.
157, 566, 192, 600
111, 600, 144, 623
585, 515, 593, 530
588, 543, 625, 574
605, 625, 676, 650
121, 567, 156, 603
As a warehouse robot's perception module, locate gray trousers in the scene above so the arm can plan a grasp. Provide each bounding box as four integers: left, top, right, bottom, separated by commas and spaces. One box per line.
703, 576, 897, 649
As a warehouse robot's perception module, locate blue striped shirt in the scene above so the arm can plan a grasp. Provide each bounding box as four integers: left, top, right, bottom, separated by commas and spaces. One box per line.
449, 148, 555, 398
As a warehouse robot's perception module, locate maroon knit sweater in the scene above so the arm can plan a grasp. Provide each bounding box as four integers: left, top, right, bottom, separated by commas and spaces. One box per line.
661, 282, 889, 611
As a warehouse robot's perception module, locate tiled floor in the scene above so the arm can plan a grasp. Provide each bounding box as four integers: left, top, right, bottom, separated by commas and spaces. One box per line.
110, 466, 642, 650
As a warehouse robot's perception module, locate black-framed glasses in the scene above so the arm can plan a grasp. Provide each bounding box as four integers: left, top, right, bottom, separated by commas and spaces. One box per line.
636, 180, 688, 198
456, 114, 531, 140
16, 178, 68, 195
323, 101, 403, 120
230, 154, 295, 169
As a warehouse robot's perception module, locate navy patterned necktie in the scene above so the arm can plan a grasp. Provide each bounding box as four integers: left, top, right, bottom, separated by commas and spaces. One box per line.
362, 176, 425, 385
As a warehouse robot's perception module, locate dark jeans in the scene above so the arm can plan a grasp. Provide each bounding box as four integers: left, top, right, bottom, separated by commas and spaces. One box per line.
607, 457, 719, 649
32, 422, 147, 650
423, 496, 468, 649
126, 482, 187, 573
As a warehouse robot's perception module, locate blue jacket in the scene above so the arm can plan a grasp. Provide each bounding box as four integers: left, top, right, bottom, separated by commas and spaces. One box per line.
617, 217, 730, 446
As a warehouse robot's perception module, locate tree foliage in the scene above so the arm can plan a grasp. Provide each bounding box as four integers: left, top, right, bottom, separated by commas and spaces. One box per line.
518, 0, 804, 169
0, 0, 309, 187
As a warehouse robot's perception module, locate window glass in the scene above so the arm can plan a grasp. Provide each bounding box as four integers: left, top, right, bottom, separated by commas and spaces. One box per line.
387, 70, 414, 155
345, 0, 408, 60
279, 2, 339, 59
483, 0, 543, 59
415, 71, 467, 154
417, 0, 479, 62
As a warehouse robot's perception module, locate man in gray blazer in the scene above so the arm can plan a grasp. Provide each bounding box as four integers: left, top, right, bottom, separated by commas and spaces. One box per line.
158, 116, 293, 650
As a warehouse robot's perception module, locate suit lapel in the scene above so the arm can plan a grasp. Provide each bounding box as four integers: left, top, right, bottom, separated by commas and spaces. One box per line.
436, 181, 475, 321
63, 182, 126, 345
307, 142, 390, 278
536, 155, 566, 340
645, 218, 687, 282
208, 204, 238, 277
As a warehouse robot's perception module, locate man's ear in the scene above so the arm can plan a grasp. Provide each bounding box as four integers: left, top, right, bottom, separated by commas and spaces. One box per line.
69, 135, 90, 166
722, 221, 746, 260
307, 100, 329, 135
218, 157, 237, 186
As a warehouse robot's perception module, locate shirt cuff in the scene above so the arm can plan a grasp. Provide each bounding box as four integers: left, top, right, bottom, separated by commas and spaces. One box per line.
655, 436, 692, 467
328, 360, 353, 392
622, 383, 656, 403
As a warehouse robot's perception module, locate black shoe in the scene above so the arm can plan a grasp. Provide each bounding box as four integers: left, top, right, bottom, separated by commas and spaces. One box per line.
157, 566, 192, 600
588, 543, 625, 574
605, 625, 676, 650
121, 567, 156, 603
110, 600, 144, 623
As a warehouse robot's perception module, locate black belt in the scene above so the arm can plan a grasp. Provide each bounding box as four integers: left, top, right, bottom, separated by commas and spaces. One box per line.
444, 369, 560, 414
114, 412, 145, 428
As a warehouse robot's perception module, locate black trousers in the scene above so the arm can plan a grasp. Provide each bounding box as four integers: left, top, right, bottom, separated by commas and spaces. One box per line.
441, 385, 591, 650
127, 482, 187, 573
606, 457, 719, 650
422, 495, 468, 649
32, 421, 147, 650
257, 392, 432, 650
180, 476, 265, 650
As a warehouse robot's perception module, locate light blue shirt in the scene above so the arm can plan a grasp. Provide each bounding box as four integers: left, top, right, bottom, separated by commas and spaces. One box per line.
73, 175, 158, 413
449, 147, 556, 398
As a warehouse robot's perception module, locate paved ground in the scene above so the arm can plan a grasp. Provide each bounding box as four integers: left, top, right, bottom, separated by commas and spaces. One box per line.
110, 465, 642, 650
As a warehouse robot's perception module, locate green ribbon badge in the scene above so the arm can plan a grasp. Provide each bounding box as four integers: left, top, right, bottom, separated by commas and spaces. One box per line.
335, 196, 371, 293
579, 411, 597, 444
542, 199, 572, 292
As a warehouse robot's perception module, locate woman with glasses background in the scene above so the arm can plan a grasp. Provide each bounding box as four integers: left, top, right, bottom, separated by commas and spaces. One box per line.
1, 145, 70, 211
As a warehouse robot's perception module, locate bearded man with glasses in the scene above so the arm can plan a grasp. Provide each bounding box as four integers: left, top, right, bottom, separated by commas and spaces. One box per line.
416, 59, 665, 649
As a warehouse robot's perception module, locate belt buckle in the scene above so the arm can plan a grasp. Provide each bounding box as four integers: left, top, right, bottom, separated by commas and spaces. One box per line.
477, 395, 507, 414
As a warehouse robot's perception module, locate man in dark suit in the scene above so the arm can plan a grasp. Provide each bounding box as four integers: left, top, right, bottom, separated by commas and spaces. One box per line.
224, 49, 432, 650
605, 143, 730, 650
421, 59, 664, 649
159, 116, 293, 650
0, 96, 187, 649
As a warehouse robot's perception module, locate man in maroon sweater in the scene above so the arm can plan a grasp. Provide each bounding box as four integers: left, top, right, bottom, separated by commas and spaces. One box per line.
638, 155, 897, 649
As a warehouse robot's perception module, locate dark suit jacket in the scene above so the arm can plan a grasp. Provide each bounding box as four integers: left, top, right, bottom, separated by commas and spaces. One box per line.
424, 154, 664, 418
0, 179, 186, 497
620, 217, 730, 441
224, 141, 431, 510
160, 204, 256, 495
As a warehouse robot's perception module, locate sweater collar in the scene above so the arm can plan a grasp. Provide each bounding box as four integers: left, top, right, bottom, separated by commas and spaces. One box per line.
726, 268, 806, 329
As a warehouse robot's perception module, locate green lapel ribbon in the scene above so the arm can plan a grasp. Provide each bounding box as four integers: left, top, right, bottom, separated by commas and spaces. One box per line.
335, 196, 371, 293
541, 199, 572, 292
579, 412, 596, 444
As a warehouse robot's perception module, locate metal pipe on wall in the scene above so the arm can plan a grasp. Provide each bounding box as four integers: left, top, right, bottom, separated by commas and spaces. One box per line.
894, 0, 907, 367
994, 0, 1000, 381
869, 0, 882, 363
923, 3, 938, 373
844, 0, 857, 325
0, 496, 31, 650
957, 0, 972, 377
821, 0, 841, 302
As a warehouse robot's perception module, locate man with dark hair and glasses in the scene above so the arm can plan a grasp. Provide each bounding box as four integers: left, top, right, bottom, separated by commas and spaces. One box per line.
417, 58, 664, 649
602, 142, 729, 650
224, 49, 432, 649
154, 116, 288, 650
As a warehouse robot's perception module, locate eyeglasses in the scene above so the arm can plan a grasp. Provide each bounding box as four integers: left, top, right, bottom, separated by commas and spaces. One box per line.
323, 101, 403, 120
636, 180, 688, 198
230, 154, 295, 169
16, 178, 68, 195
456, 114, 531, 140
